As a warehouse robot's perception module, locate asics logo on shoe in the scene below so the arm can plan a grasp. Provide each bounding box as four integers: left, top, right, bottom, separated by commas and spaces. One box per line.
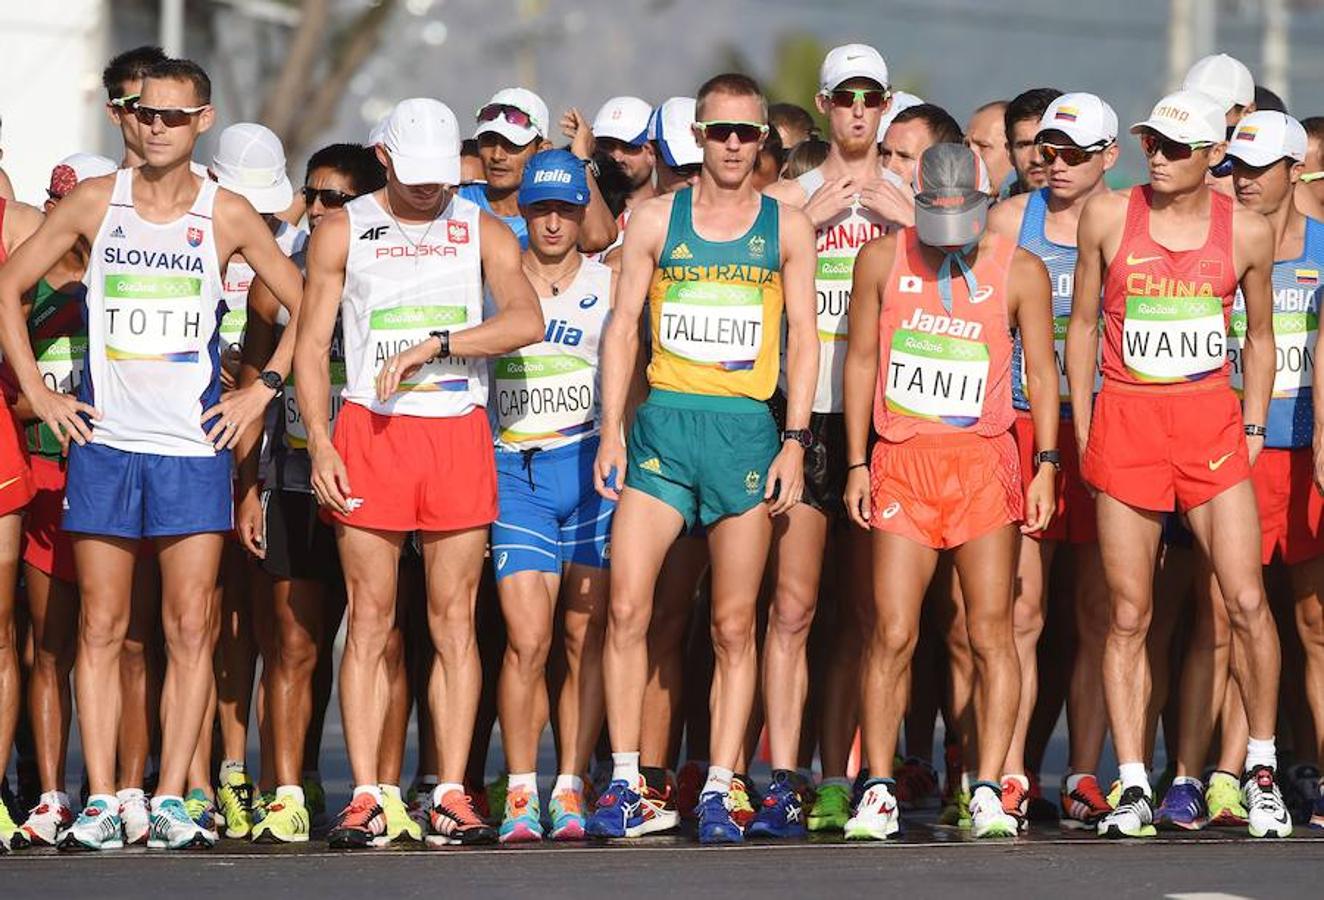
1125, 253, 1162, 266
1208, 450, 1235, 471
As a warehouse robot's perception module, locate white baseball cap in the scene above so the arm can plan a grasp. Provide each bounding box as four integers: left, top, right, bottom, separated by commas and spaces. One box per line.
877, 91, 924, 144
210, 123, 293, 214
1182, 53, 1255, 112
1130, 90, 1226, 145
649, 97, 703, 168
382, 98, 462, 186
592, 96, 653, 146
1226, 110, 1307, 167
475, 87, 549, 146
1037, 92, 1118, 148
819, 43, 889, 93
48, 152, 116, 198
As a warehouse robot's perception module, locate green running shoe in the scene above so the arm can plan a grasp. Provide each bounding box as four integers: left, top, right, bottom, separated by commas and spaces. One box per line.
382, 789, 423, 843
216, 771, 255, 839
939, 788, 971, 828
1206, 770, 1249, 826
251, 794, 310, 844
485, 774, 508, 826
807, 783, 850, 832
0, 798, 23, 852
184, 789, 220, 839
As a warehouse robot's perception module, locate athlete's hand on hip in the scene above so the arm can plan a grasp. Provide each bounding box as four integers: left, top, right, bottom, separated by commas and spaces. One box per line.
1021, 467, 1056, 535
858, 179, 915, 228
235, 485, 266, 559
803, 176, 859, 229
31, 386, 99, 451
562, 108, 593, 159
765, 444, 804, 516
593, 435, 626, 501
309, 442, 353, 515
203, 382, 276, 450
843, 465, 871, 530
375, 341, 431, 403
1246, 434, 1264, 467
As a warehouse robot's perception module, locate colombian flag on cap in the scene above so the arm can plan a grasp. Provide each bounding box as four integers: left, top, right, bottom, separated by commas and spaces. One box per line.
1055, 106, 1079, 123
1296, 268, 1319, 286
1235, 125, 1258, 142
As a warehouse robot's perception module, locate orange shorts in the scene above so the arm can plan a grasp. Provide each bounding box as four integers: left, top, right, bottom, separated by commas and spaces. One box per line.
1082, 381, 1249, 514
1013, 414, 1096, 544
0, 400, 33, 517
1251, 447, 1324, 566
870, 431, 1023, 550
329, 401, 498, 533
22, 455, 76, 582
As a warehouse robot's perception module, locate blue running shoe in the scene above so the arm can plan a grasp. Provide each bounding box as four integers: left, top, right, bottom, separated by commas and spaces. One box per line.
697, 791, 742, 844
1156, 781, 1207, 831
748, 771, 806, 839
586, 780, 642, 839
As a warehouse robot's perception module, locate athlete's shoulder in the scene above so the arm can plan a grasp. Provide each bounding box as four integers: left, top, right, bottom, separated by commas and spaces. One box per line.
762, 177, 805, 206
987, 191, 1030, 237
1010, 243, 1051, 281
1079, 187, 1130, 228
622, 191, 676, 237
1231, 200, 1273, 246
776, 199, 814, 241
306, 210, 350, 264
855, 228, 900, 275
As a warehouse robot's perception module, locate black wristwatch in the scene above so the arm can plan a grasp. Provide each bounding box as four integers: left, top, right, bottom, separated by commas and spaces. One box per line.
781, 428, 814, 449
428, 329, 451, 361
258, 370, 284, 396
1244, 423, 1267, 438
1033, 449, 1061, 471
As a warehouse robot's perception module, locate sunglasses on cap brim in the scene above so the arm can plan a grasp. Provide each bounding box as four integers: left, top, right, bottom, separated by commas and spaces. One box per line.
477, 103, 539, 131
695, 121, 768, 143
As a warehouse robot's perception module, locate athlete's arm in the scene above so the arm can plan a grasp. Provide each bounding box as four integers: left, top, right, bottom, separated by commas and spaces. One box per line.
0, 182, 106, 447
985, 194, 1028, 240
1234, 206, 1276, 466
295, 213, 352, 515
563, 107, 618, 254
593, 196, 668, 500
1065, 192, 1116, 459
233, 274, 283, 558
841, 234, 893, 529
766, 203, 817, 516
1008, 247, 1058, 533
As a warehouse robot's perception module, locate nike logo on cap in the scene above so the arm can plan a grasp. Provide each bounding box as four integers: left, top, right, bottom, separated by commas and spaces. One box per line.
1208, 450, 1235, 471
1126, 253, 1162, 266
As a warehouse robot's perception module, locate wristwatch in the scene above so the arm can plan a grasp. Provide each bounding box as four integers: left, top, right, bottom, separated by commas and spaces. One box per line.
781, 428, 814, 449
1244, 423, 1267, 437
1033, 449, 1061, 471
428, 330, 451, 361
258, 370, 284, 396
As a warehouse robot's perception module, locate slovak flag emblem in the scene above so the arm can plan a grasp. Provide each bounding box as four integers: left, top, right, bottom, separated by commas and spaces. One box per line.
187, 226, 204, 247
448, 220, 469, 244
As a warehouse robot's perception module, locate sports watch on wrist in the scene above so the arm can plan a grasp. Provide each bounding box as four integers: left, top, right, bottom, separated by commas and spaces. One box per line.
1033, 449, 1061, 471
1244, 423, 1266, 438
781, 428, 814, 449
428, 330, 451, 361
258, 370, 284, 395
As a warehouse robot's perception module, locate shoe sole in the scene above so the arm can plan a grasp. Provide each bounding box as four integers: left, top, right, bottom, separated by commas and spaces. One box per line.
550, 821, 586, 841
973, 826, 1017, 839
698, 829, 743, 844
426, 828, 497, 847
252, 828, 309, 844
1059, 818, 1103, 832
223, 826, 251, 839
844, 823, 898, 841
327, 831, 381, 850
146, 834, 214, 850
1157, 818, 1207, 831
498, 822, 543, 844
625, 810, 679, 838
1099, 824, 1156, 839
1248, 822, 1293, 838
807, 816, 848, 832
747, 822, 808, 839
58, 836, 124, 852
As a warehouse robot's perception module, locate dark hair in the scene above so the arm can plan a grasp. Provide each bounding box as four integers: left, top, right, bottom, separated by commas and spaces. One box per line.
590, 149, 633, 218
768, 102, 816, 144
143, 58, 212, 105
892, 103, 963, 145
781, 138, 830, 180
696, 72, 767, 120
1254, 85, 1287, 114
1004, 88, 1062, 139
760, 125, 786, 172
305, 143, 386, 196
1302, 116, 1324, 147
461, 138, 480, 158
102, 46, 168, 99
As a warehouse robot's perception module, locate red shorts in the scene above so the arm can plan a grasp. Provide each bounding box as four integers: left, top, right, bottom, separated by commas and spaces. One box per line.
22, 455, 75, 582
0, 400, 33, 516
1013, 413, 1096, 544
1082, 381, 1249, 514
329, 401, 497, 533
1251, 447, 1324, 566
870, 431, 1023, 550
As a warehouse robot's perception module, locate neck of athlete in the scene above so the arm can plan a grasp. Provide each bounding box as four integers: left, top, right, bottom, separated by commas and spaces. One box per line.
137, 154, 200, 205
694, 169, 757, 207
1045, 177, 1111, 239
383, 182, 452, 224
1147, 180, 1210, 217
484, 183, 520, 217
824, 140, 882, 181
523, 246, 581, 291
1263, 193, 1304, 260
628, 180, 658, 209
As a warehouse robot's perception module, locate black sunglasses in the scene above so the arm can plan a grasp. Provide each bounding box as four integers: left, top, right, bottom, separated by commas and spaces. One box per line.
302, 187, 355, 209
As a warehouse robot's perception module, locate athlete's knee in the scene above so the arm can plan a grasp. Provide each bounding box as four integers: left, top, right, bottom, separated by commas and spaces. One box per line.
428, 598, 477, 661
1223, 584, 1269, 632
161, 601, 216, 659
710, 607, 756, 660
504, 621, 551, 675
873, 617, 917, 661
80, 601, 130, 656
345, 597, 395, 657
1108, 590, 1152, 640
1296, 597, 1324, 649
1011, 592, 1045, 642
608, 590, 653, 646
768, 589, 817, 647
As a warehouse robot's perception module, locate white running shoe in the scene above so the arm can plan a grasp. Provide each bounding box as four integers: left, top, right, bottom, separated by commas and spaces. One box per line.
117, 788, 150, 845
59, 798, 125, 851
970, 783, 1018, 839
1097, 786, 1156, 838
20, 792, 75, 846
1244, 765, 1292, 838
147, 797, 216, 850
844, 781, 899, 841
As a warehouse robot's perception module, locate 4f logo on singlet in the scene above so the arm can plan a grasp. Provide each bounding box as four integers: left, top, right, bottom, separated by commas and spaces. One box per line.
359, 226, 388, 241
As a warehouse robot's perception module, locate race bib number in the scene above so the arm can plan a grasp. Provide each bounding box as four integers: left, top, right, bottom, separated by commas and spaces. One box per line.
494, 354, 596, 445
1122, 295, 1225, 382
659, 282, 763, 371
35, 335, 88, 394
368, 305, 470, 392
885, 329, 989, 427
1228, 310, 1316, 397
816, 255, 853, 344
284, 362, 346, 449
103, 274, 203, 362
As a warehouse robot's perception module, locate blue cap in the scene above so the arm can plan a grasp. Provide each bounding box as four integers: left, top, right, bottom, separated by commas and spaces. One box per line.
518, 149, 589, 207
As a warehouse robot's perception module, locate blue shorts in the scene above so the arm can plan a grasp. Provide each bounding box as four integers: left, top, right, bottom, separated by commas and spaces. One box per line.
63, 442, 234, 539
491, 436, 614, 578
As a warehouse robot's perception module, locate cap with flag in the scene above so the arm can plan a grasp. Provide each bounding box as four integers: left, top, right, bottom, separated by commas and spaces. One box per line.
913, 143, 991, 248
592, 96, 653, 146
48, 152, 116, 199
383, 98, 462, 186
1226, 110, 1307, 167
1038, 92, 1117, 148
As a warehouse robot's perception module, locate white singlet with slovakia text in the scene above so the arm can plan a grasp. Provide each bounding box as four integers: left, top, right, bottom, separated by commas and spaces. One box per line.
82, 168, 226, 456
340, 192, 487, 418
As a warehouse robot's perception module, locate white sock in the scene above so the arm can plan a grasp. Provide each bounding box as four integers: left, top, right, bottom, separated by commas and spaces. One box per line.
702, 765, 734, 797
611, 751, 640, 786
1172, 775, 1201, 788
508, 772, 538, 792
1246, 736, 1277, 771
1118, 763, 1149, 795
275, 784, 305, 807
219, 760, 245, 782
553, 774, 584, 795
820, 776, 850, 789
150, 794, 183, 813
1064, 773, 1091, 793
41, 790, 70, 809
352, 784, 383, 804
379, 784, 402, 802
433, 782, 465, 807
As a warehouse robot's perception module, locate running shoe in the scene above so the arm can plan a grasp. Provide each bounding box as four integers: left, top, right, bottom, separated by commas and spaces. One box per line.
383, 789, 423, 843
117, 788, 150, 845
216, 770, 254, 839
748, 771, 807, 839
1243, 765, 1292, 838
850, 767, 870, 810
427, 788, 497, 846
0, 799, 22, 852
697, 790, 742, 844
970, 783, 1017, 839
148, 797, 216, 850
19, 792, 74, 847
587, 779, 641, 838
327, 793, 387, 849
676, 761, 705, 823
1025, 771, 1059, 823
303, 775, 327, 826
548, 787, 586, 841
1059, 774, 1112, 831
183, 789, 220, 838
1000, 775, 1029, 833
1287, 764, 1320, 824
728, 776, 756, 831
1155, 781, 1207, 831
1310, 790, 1324, 830
1106, 778, 1122, 809
895, 757, 940, 810
807, 782, 851, 832
844, 780, 899, 841
252, 789, 275, 826
1205, 770, 1249, 826
250, 795, 310, 844
498, 784, 543, 844
406, 780, 436, 831
639, 780, 681, 834
938, 787, 971, 829
466, 781, 492, 824
58, 798, 124, 852
1097, 786, 1155, 838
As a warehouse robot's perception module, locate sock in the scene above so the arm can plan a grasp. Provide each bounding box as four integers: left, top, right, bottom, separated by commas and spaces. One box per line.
220, 760, 245, 781
640, 766, 668, 793
352, 784, 383, 804
275, 784, 306, 807
959, 772, 971, 794
1246, 736, 1277, 771
820, 776, 850, 789
702, 765, 734, 797
90, 792, 119, 811
507, 772, 537, 793
43, 790, 71, 809
1172, 775, 1202, 789
553, 774, 584, 796
611, 751, 640, 786
380, 784, 402, 802
1118, 762, 1149, 795
433, 782, 465, 807
150, 794, 183, 813
1003, 773, 1029, 790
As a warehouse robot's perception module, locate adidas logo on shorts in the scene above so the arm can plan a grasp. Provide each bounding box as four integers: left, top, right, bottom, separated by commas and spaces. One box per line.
640, 457, 662, 474
670, 242, 693, 260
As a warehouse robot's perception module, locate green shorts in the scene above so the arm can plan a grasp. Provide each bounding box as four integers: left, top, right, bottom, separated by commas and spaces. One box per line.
625, 389, 779, 529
